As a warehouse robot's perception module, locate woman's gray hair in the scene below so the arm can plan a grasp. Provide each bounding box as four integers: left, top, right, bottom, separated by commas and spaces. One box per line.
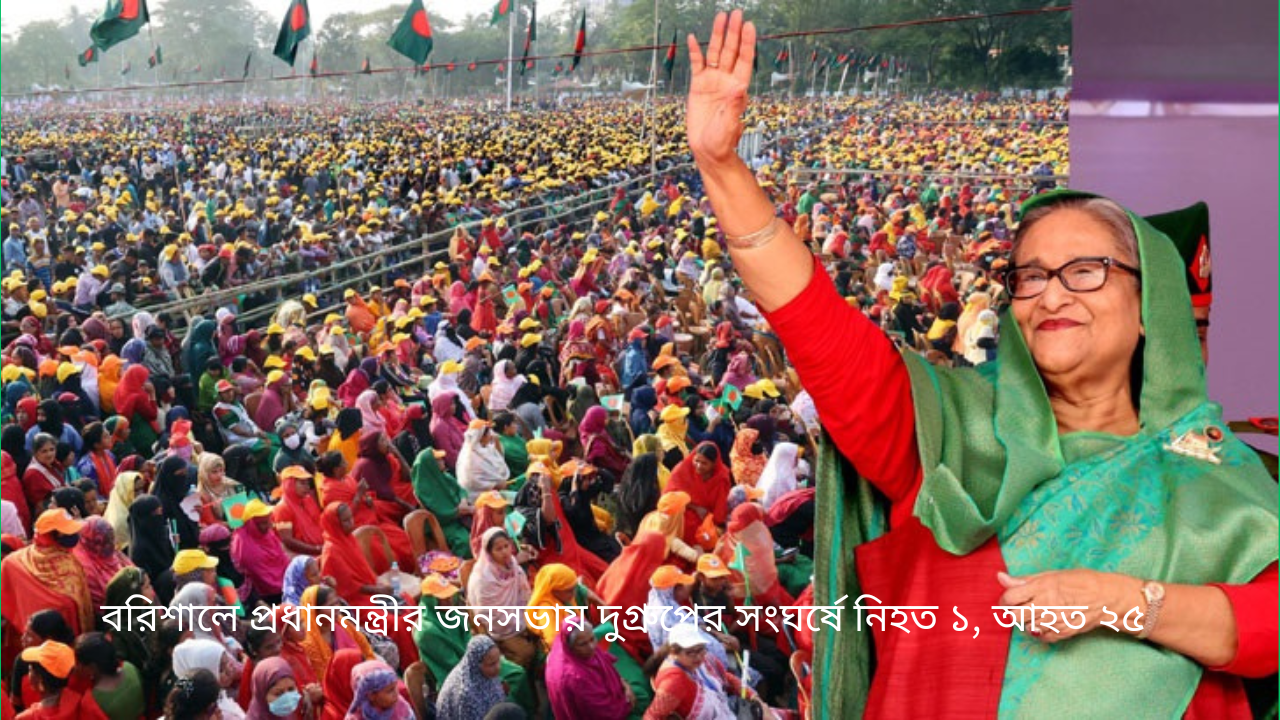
1012, 197, 1140, 266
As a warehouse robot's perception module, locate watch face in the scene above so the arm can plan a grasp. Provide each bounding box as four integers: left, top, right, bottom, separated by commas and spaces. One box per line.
1145, 582, 1165, 601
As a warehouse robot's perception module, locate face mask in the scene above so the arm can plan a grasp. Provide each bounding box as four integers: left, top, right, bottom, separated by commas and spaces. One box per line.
56, 533, 80, 548
268, 690, 301, 717
283, 435, 301, 450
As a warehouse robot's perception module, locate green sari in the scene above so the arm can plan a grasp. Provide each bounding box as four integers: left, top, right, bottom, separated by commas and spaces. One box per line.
410, 447, 473, 559
499, 433, 530, 478
813, 190, 1279, 719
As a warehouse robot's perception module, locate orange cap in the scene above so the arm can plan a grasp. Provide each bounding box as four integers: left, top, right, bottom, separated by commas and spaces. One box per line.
650, 564, 696, 589
696, 554, 731, 578
34, 509, 83, 536
21, 642, 76, 679
474, 490, 509, 510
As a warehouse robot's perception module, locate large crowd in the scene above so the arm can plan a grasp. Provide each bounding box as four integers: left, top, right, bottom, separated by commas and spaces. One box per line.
0, 92, 1068, 720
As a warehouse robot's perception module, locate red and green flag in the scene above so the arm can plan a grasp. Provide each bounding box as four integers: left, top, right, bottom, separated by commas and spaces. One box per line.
308, 53, 318, 76
773, 46, 789, 71
388, 0, 434, 66
663, 28, 677, 80
467, 59, 477, 72
147, 45, 162, 68
518, 2, 536, 76
90, 0, 149, 51
360, 56, 371, 73
445, 58, 456, 73
570, 8, 586, 72
489, 0, 513, 27
715, 384, 743, 411
809, 48, 819, 66
78, 46, 100, 68
273, 0, 311, 66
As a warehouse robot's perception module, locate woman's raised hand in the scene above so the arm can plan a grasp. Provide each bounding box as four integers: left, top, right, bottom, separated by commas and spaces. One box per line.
686, 10, 757, 167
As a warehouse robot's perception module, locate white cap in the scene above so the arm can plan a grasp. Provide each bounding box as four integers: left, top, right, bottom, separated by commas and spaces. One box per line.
669, 623, 708, 650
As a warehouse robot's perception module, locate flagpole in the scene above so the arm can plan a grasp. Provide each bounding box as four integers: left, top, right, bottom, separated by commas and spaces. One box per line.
837, 63, 849, 97
505, 0, 516, 111
648, 1, 660, 178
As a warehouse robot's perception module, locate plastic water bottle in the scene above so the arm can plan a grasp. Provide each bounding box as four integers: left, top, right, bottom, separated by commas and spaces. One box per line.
389, 562, 401, 598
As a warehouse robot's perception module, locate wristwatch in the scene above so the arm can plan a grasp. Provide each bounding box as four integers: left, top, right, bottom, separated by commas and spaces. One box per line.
1137, 580, 1165, 640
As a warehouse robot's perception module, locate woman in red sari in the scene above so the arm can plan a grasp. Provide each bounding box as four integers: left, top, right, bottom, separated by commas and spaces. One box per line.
595, 530, 669, 658
273, 466, 324, 556
663, 442, 731, 548
315, 452, 414, 569
1, 510, 93, 636
319, 504, 391, 608
3, 451, 31, 534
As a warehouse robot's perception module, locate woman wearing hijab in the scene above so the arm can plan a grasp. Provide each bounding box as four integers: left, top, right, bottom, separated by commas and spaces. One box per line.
2, 509, 94, 639
102, 567, 155, 678
488, 360, 525, 413
22, 434, 65, 515
232, 501, 289, 603
299, 585, 375, 685
319, 505, 391, 607
194, 454, 235, 525
243, 657, 302, 720
466, 528, 537, 667
435, 637, 507, 720
545, 618, 634, 720
428, 393, 467, 471
354, 390, 388, 437
171, 639, 245, 720
409, 447, 472, 558
558, 462, 621, 563
577, 409, 626, 481
3, 450, 31, 536
336, 361, 374, 410
127, 494, 173, 582
281, 556, 318, 607
71, 516, 133, 608
320, 649, 364, 720
343, 660, 413, 720
728, 428, 767, 489
274, 468, 324, 557
274, 423, 317, 475
154, 455, 200, 550
524, 563, 582, 651
665, 442, 731, 547
113, 366, 159, 456
456, 421, 511, 501
718, 352, 757, 393
253, 371, 292, 432
182, 319, 218, 384
595, 531, 667, 652
350, 432, 416, 524
655, 406, 692, 469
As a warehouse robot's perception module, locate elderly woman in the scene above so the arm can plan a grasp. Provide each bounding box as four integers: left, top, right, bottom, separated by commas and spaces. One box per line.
545, 619, 635, 720
685, 12, 1278, 718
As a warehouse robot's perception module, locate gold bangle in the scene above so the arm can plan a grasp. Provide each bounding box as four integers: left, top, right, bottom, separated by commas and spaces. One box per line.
725, 217, 782, 250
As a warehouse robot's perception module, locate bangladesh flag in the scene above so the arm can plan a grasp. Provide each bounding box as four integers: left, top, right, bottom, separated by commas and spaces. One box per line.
663, 28, 677, 80
446, 58, 456, 73
809, 48, 818, 66
467, 59, 477, 72
309, 53, 318, 75
773, 46, 789, 71
148, 45, 162, 68
716, 384, 743, 411
388, 0, 433, 66
273, 0, 311, 66
570, 9, 586, 71
489, 0, 513, 27
221, 491, 252, 529
518, 2, 536, 76
90, 0, 149, 51
78, 46, 100, 67
600, 394, 624, 413
360, 56, 371, 73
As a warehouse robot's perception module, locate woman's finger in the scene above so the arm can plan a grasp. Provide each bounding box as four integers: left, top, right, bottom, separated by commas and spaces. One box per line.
687, 33, 705, 74
704, 11, 728, 70
719, 9, 744, 73
733, 21, 758, 86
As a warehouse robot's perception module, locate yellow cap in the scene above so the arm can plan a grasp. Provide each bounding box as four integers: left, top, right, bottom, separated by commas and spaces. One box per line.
172, 549, 219, 575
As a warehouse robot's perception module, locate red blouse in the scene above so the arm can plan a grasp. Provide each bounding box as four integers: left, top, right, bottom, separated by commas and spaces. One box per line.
762, 256, 1276, 718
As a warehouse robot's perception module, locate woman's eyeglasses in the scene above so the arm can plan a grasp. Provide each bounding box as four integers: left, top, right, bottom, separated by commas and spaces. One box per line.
1004, 256, 1141, 300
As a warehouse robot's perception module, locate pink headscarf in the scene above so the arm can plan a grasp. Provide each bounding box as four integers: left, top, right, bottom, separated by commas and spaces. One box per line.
429, 392, 467, 470
545, 618, 631, 720
719, 352, 757, 392
355, 390, 388, 435
232, 514, 290, 597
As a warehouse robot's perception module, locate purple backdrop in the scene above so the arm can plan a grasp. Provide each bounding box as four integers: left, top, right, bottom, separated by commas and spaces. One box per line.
1072, 2, 1278, 451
